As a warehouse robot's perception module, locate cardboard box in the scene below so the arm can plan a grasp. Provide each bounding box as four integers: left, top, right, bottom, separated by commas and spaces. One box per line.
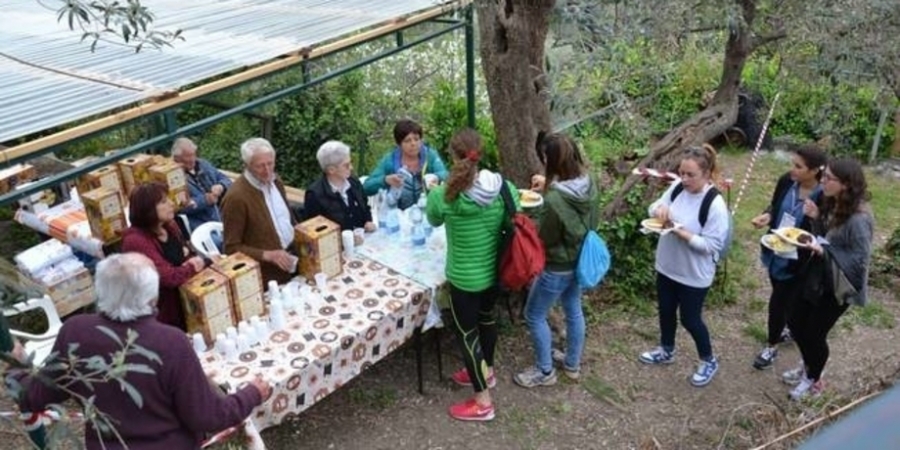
149, 162, 189, 207
81, 186, 126, 243
294, 215, 342, 278
149, 162, 187, 191
53, 285, 96, 317
233, 291, 266, 322
0, 164, 37, 194
299, 251, 342, 279
117, 154, 155, 195
212, 252, 263, 300
181, 269, 236, 344
77, 165, 126, 205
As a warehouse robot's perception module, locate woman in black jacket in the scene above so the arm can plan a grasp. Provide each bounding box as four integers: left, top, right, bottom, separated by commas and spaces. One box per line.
303, 141, 375, 231
749, 144, 827, 370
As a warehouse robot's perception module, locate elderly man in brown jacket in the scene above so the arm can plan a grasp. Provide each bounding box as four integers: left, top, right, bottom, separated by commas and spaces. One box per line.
221, 137, 297, 284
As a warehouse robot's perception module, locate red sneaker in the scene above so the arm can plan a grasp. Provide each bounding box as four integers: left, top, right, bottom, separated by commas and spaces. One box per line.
448, 397, 495, 422
450, 368, 497, 389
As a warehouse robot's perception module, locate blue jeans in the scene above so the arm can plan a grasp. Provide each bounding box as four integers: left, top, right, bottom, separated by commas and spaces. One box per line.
657, 272, 713, 360
524, 270, 585, 373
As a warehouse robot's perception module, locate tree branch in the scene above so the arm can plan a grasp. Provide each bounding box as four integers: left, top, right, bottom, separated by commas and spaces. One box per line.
751, 29, 787, 50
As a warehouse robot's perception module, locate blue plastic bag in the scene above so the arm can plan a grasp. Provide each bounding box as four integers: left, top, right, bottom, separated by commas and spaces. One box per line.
576, 229, 611, 289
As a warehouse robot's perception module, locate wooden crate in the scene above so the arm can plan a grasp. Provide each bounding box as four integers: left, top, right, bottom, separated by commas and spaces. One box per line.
294, 215, 342, 278
80, 186, 126, 243
180, 268, 235, 345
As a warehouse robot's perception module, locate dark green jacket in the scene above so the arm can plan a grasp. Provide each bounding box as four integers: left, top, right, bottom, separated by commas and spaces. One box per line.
540, 175, 599, 272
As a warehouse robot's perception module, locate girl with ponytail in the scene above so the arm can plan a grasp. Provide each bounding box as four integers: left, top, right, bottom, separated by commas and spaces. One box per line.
426, 128, 519, 422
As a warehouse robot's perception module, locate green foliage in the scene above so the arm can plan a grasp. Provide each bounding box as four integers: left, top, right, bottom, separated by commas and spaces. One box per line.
425, 80, 499, 171
593, 183, 656, 309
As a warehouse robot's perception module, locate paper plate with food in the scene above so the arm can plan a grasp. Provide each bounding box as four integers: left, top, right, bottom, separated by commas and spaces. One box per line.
518, 189, 543, 208
760, 233, 796, 254
773, 227, 815, 247
641, 217, 681, 234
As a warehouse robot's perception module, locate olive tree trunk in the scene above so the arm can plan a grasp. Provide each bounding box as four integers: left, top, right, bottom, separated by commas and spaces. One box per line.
601, 0, 784, 219
476, 0, 555, 186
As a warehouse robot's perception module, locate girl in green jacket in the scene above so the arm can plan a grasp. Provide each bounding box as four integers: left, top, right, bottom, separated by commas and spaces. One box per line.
426, 128, 518, 422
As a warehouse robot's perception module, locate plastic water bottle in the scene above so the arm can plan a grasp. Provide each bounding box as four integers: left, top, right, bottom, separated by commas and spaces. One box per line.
411, 223, 426, 246
386, 207, 400, 234
191, 333, 207, 355
376, 189, 389, 229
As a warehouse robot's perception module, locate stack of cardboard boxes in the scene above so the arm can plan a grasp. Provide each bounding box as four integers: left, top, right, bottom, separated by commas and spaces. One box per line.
149, 161, 189, 208
294, 215, 343, 279
180, 252, 266, 345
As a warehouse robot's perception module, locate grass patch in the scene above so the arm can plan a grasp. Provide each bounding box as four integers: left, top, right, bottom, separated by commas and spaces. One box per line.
582, 375, 627, 411
743, 322, 768, 344
747, 298, 768, 313
843, 303, 896, 330
347, 386, 397, 410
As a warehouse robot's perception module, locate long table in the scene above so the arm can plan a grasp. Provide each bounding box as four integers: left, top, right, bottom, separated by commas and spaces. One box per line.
353, 210, 448, 330
199, 256, 432, 431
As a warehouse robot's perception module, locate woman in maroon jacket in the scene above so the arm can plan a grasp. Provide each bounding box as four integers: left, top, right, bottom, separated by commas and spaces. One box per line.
122, 182, 206, 330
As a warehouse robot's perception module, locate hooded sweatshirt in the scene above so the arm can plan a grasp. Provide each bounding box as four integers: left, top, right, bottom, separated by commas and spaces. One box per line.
426, 170, 520, 292
541, 174, 599, 272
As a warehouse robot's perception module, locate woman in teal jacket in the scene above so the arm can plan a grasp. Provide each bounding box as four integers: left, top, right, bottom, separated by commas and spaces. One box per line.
363, 120, 449, 209
426, 128, 518, 422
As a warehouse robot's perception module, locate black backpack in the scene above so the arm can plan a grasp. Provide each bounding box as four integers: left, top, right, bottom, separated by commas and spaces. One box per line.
670, 183, 733, 264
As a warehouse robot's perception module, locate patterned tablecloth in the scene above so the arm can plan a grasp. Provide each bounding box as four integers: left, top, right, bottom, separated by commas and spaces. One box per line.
199, 257, 431, 431
353, 210, 447, 329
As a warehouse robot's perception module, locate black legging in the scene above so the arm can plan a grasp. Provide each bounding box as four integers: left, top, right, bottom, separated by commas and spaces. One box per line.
787, 297, 849, 381
767, 277, 795, 346
447, 283, 498, 393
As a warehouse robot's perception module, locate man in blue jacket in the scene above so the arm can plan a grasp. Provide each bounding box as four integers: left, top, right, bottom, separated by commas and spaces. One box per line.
172, 137, 233, 231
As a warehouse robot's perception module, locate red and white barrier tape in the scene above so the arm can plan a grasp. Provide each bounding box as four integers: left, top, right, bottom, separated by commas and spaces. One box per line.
731, 92, 781, 215
631, 167, 680, 180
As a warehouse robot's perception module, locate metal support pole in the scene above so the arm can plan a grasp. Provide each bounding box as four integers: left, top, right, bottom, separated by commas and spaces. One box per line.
395, 30, 404, 47
464, 4, 476, 129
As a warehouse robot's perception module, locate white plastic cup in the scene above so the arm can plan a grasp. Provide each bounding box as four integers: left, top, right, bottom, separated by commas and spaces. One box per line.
236, 334, 250, 353
269, 299, 285, 330
341, 230, 355, 257
214, 332, 227, 355
254, 320, 270, 343
226, 326, 238, 341
353, 228, 365, 246
191, 333, 207, 354
314, 272, 328, 291
223, 338, 238, 362
267, 280, 281, 302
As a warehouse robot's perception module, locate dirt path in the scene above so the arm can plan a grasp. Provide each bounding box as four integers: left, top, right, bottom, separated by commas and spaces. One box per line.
255, 281, 898, 450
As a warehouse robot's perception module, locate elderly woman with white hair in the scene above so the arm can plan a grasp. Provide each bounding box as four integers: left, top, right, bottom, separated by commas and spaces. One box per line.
302, 140, 375, 231
17, 253, 271, 450
221, 137, 297, 284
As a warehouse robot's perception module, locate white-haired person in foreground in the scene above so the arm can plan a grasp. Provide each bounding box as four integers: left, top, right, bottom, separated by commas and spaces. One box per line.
221, 137, 297, 284
302, 140, 375, 231
16, 253, 270, 450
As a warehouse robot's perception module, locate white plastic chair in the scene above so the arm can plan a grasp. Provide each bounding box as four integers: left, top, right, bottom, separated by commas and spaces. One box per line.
191, 221, 224, 258
3, 295, 62, 366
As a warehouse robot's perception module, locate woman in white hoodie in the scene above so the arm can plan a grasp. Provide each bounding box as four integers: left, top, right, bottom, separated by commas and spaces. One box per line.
638, 145, 730, 387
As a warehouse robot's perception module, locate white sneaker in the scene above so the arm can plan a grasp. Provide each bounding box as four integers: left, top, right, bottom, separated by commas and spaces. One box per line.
690, 356, 719, 387
789, 377, 825, 401
551, 348, 581, 380
639, 347, 675, 365
781, 365, 805, 386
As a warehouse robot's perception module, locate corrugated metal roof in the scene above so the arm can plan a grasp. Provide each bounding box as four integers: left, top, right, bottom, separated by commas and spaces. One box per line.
0, 0, 456, 143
